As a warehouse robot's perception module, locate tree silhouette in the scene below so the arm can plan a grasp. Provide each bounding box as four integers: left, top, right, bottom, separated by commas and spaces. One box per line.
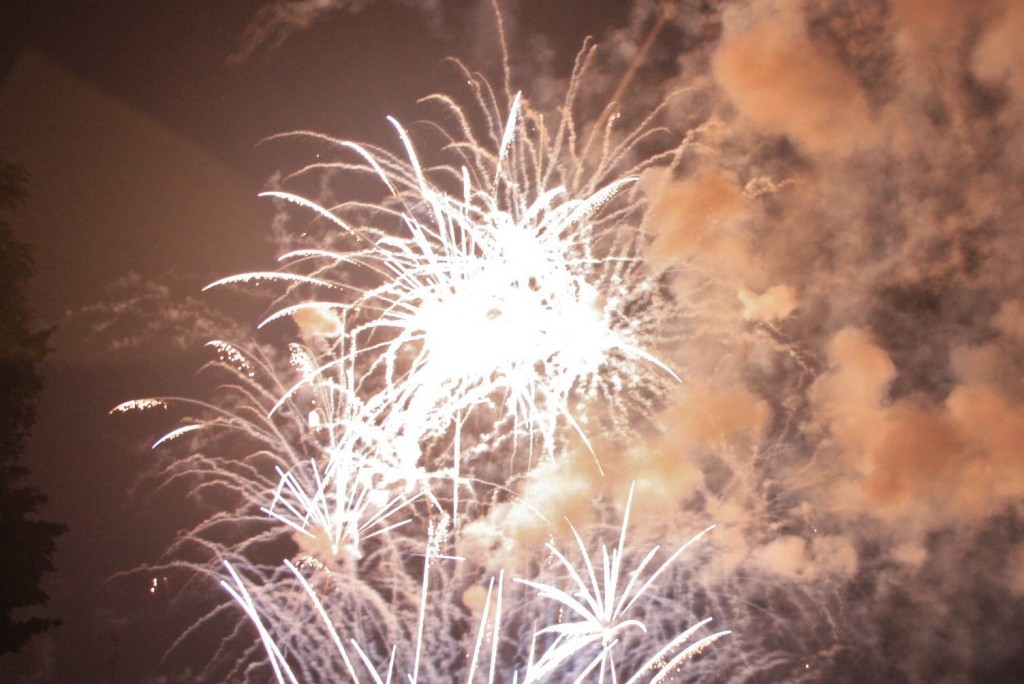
0, 159, 66, 655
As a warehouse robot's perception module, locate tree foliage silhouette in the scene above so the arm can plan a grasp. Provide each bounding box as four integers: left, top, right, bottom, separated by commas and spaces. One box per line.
0, 159, 66, 655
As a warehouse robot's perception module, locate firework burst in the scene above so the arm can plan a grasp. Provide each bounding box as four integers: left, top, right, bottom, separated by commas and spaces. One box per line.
516, 486, 728, 683
210, 77, 682, 467
117, 38, 725, 683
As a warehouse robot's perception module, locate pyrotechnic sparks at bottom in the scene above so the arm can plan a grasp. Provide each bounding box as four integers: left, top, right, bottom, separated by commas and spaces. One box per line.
222, 488, 729, 684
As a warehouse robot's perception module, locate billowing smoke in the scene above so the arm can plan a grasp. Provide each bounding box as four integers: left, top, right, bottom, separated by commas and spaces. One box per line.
602, 0, 1024, 680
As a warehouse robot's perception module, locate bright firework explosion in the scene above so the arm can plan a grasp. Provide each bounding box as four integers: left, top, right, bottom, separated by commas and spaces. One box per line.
115, 40, 728, 682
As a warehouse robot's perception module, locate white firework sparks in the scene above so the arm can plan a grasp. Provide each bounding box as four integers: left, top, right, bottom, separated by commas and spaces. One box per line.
208, 88, 679, 469
517, 486, 727, 683
118, 39, 726, 683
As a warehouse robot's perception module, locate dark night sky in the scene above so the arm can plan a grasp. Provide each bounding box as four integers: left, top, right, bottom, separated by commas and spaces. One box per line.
5, 1, 1024, 682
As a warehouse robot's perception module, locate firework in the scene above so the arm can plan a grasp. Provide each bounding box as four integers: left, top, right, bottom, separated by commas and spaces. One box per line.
208, 87, 680, 467
117, 39, 725, 683
515, 486, 728, 683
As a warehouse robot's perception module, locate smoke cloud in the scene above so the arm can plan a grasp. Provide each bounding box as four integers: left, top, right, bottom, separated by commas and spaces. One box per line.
596, 0, 1024, 679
